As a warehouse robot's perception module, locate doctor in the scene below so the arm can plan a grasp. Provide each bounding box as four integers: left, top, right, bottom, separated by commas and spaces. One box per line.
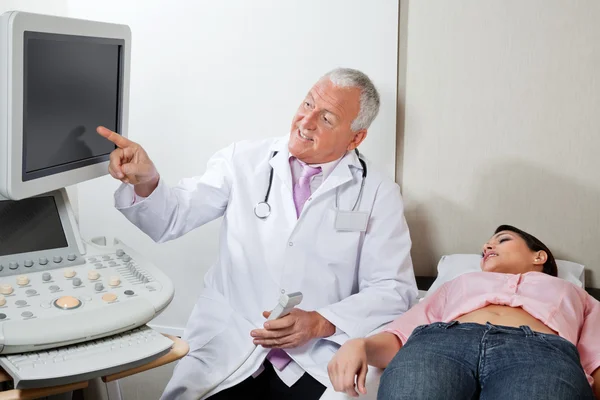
97, 68, 418, 399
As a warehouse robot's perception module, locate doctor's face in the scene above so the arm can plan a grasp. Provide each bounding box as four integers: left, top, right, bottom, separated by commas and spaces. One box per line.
288, 79, 367, 164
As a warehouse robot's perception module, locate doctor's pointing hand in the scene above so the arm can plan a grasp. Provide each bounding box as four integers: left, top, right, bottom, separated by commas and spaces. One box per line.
97, 68, 418, 400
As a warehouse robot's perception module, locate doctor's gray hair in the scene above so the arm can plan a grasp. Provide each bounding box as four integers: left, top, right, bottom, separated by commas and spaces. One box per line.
323, 68, 381, 132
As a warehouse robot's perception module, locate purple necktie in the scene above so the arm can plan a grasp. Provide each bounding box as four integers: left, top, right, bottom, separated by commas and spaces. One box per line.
267, 348, 292, 370
266, 161, 321, 370
292, 161, 321, 217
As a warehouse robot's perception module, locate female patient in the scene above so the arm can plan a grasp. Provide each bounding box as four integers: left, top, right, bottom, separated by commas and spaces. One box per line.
328, 225, 600, 399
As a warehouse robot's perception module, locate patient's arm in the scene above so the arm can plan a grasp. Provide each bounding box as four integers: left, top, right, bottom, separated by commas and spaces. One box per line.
328, 332, 402, 396
593, 368, 599, 399
365, 332, 403, 369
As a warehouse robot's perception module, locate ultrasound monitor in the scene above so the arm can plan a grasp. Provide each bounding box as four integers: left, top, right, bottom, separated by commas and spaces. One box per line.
0, 11, 131, 200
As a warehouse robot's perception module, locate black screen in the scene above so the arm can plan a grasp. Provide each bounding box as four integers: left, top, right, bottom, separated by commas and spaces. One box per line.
0, 196, 68, 256
23, 32, 124, 181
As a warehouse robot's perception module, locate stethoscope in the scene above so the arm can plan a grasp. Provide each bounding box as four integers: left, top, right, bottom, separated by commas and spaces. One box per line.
254, 149, 367, 219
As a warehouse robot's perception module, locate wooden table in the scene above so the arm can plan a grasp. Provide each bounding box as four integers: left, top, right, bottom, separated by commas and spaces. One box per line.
0, 335, 189, 400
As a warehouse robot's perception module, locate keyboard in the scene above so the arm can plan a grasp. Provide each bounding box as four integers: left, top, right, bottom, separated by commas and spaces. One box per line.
0, 325, 173, 389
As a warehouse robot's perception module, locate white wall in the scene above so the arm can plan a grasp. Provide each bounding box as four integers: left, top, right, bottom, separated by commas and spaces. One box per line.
400, 1, 600, 287
67, 0, 400, 334
0, 0, 67, 16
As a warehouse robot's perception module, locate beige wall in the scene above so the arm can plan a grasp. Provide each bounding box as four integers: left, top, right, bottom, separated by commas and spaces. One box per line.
398, 1, 600, 287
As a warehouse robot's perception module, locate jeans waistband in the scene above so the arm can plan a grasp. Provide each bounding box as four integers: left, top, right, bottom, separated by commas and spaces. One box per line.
437, 321, 538, 336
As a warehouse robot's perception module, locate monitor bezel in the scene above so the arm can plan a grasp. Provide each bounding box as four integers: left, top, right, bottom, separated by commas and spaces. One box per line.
0, 11, 130, 200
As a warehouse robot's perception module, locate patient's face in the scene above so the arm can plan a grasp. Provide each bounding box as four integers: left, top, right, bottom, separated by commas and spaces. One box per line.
480, 231, 544, 275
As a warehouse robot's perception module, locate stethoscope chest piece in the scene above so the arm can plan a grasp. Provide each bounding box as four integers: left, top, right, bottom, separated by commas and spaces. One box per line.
254, 201, 271, 219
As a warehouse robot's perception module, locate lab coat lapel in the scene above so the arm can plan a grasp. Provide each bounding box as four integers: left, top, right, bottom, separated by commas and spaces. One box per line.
309, 150, 363, 202
267, 138, 297, 223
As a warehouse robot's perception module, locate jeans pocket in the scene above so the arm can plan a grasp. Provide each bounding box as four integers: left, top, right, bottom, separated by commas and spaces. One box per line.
536, 334, 581, 362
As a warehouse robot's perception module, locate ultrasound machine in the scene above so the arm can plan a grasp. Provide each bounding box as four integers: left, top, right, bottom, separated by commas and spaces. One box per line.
0, 11, 175, 391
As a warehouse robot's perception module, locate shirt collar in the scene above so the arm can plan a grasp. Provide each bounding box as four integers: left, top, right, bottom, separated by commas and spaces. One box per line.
289, 152, 346, 181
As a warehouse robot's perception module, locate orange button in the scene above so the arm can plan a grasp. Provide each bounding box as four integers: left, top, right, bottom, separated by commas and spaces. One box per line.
54, 296, 81, 310
102, 293, 118, 302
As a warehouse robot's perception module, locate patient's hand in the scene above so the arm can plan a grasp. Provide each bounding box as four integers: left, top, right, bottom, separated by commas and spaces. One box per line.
328, 338, 368, 397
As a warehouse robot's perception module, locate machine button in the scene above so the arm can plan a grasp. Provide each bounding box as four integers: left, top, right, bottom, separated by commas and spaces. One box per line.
79, 295, 92, 302
0, 295, 5, 306
0, 314, 6, 320
15, 300, 27, 306
9, 262, 18, 270
25, 289, 37, 296
72, 278, 82, 287
40, 302, 51, 309
49, 285, 60, 292
108, 261, 117, 266
0, 284, 14, 295
116, 249, 125, 257
102, 255, 111, 261
21, 311, 33, 318
17, 276, 30, 286
88, 270, 100, 280
88, 257, 97, 262
54, 296, 82, 310
63, 268, 76, 278
124, 290, 135, 296
0, 265, 3, 272
94, 283, 104, 291
42, 272, 52, 282
67, 254, 77, 261
122, 255, 131, 262
109, 276, 121, 287
39, 257, 49, 265
24, 260, 34, 268
102, 293, 117, 302
53, 256, 63, 263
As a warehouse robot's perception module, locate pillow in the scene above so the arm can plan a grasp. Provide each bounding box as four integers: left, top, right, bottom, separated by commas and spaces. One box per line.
425, 254, 585, 298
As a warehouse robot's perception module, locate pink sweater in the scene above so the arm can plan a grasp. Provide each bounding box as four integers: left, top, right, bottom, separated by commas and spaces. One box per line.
385, 271, 600, 385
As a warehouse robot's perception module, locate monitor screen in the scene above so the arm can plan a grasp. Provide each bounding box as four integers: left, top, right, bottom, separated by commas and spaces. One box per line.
0, 196, 68, 256
22, 32, 124, 181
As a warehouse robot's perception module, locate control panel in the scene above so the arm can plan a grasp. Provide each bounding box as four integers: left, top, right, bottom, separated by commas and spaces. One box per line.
0, 237, 174, 354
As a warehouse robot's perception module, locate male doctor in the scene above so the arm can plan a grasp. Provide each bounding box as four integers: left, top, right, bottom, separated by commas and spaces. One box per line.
97, 68, 418, 399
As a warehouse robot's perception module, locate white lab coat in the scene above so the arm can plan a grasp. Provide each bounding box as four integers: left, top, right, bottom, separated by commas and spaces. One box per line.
115, 136, 418, 399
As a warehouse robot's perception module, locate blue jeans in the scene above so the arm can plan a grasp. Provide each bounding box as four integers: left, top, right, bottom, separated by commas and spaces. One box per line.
378, 322, 594, 400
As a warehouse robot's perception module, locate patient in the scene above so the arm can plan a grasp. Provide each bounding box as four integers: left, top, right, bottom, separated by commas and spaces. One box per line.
328, 225, 600, 399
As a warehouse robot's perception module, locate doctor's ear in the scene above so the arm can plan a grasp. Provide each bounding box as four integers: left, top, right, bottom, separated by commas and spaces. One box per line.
533, 251, 547, 266
347, 130, 367, 151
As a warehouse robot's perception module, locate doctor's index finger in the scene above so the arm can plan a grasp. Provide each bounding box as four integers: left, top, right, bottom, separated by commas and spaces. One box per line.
96, 126, 132, 148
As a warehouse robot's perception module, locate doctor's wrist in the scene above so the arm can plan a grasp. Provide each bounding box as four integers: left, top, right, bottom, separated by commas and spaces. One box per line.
311, 311, 336, 338
134, 174, 160, 198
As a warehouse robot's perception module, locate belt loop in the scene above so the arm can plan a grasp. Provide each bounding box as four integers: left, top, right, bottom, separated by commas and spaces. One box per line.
520, 325, 534, 337
444, 321, 459, 329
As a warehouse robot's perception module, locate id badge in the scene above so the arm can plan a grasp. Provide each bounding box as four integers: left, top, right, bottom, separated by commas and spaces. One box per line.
335, 210, 369, 232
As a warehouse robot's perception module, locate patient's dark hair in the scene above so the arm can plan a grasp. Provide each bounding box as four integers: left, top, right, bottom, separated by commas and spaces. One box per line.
495, 225, 558, 277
